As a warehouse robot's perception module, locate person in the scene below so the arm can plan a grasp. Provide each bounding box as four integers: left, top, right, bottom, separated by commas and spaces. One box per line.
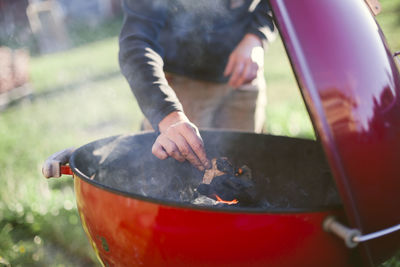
119, 0, 275, 171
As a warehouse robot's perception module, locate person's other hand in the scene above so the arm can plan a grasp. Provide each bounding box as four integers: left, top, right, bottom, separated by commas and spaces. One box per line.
224, 33, 265, 88
152, 111, 211, 171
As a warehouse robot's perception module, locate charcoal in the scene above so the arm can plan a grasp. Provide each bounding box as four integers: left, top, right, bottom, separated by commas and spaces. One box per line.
200, 175, 256, 204
197, 158, 258, 206
216, 157, 234, 174
234, 165, 252, 180
202, 157, 229, 184
196, 183, 213, 197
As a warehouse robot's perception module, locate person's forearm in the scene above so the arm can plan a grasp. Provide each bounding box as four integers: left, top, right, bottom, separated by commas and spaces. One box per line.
119, 0, 183, 130
119, 46, 183, 130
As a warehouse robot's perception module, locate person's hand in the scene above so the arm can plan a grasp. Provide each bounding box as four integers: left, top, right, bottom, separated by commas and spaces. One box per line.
224, 33, 265, 88
152, 111, 211, 171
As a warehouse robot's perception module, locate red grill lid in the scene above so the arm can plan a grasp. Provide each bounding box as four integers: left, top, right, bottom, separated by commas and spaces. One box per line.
270, 0, 400, 265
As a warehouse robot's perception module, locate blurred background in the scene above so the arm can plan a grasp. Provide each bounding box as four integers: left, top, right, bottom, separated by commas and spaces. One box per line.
0, 0, 399, 266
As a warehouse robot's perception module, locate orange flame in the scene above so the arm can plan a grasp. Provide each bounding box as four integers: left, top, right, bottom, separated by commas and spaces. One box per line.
215, 195, 238, 205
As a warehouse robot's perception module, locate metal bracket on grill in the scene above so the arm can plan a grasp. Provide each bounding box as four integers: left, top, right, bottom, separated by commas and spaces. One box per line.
323, 216, 400, 249
394, 51, 400, 65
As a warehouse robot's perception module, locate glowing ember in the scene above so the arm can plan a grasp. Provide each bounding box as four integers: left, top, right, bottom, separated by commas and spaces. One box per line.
235, 167, 243, 176
214, 195, 238, 205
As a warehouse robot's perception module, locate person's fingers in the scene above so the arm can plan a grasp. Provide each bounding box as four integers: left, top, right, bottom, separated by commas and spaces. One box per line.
224, 54, 235, 76
152, 138, 168, 160
248, 63, 259, 81
153, 120, 211, 171
179, 123, 211, 170
158, 134, 186, 162
241, 62, 259, 86
250, 62, 259, 78
235, 61, 260, 87
235, 60, 252, 87
228, 61, 245, 88
171, 132, 205, 171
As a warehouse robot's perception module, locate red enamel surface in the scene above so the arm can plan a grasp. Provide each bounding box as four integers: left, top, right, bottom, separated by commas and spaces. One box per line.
74, 177, 355, 267
270, 0, 400, 265
60, 165, 73, 176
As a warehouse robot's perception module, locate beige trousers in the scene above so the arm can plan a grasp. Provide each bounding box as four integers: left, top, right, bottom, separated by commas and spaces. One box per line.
143, 71, 267, 133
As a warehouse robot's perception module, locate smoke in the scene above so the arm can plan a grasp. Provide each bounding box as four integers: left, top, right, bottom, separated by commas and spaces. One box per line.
78, 131, 341, 210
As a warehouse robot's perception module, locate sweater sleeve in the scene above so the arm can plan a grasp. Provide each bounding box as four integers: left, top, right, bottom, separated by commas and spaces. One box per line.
119, 0, 183, 131
247, 0, 276, 47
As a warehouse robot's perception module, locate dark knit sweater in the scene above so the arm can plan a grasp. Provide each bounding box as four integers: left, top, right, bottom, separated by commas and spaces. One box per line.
119, 0, 275, 130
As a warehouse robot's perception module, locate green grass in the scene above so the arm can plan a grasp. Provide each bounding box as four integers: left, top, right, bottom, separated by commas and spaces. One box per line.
377, 0, 400, 51
1, 0, 399, 266
0, 60, 141, 265
264, 39, 315, 139
30, 37, 121, 93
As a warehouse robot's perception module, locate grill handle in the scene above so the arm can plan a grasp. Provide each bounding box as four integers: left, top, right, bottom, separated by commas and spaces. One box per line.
42, 148, 75, 178
323, 216, 400, 248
